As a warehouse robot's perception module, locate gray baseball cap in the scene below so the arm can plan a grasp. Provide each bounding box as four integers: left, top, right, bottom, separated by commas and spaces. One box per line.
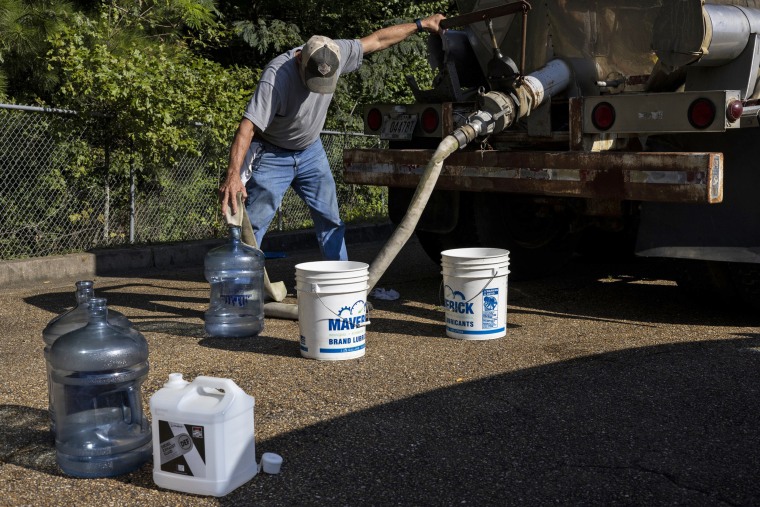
300, 36, 341, 94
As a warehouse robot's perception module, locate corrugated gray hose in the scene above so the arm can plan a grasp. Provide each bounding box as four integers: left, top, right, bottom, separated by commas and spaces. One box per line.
366, 135, 460, 292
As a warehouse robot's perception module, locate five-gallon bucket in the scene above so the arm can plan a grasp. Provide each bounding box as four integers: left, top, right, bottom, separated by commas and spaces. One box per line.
150, 374, 257, 497
441, 248, 510, 340
295, 261, 369, 360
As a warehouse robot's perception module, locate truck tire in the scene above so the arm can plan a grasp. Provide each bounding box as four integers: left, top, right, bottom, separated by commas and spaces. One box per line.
473, 193, 579, 280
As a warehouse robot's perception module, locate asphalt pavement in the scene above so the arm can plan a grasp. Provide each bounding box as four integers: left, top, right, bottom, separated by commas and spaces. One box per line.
1, 228, 759, 506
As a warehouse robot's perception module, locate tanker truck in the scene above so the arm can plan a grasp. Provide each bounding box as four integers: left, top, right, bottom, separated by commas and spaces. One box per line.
343, 0, 760, 310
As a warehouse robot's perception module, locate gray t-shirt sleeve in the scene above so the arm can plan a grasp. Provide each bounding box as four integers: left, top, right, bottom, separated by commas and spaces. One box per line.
244, 80, 279, 132
336, 39, 363, 74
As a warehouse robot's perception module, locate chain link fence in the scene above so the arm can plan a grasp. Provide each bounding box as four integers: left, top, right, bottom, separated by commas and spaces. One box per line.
0, 104, 387, 261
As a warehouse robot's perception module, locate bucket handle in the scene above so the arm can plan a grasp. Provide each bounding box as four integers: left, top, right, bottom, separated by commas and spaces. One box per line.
311, 282, 370, 327
439, 267, 502, 308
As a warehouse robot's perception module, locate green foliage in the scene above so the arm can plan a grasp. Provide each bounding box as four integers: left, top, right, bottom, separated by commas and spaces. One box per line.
47, 6, 255, 181
0, 0, 74, 101
234, 18, 302, 55
74, 0, 220, 42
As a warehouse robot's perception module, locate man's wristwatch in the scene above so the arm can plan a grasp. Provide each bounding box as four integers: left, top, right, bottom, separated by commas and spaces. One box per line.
414, 18, 424, 33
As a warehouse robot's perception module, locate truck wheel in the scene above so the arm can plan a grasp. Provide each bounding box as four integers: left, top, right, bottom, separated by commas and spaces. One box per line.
676, 260, 760, 313
473, 194, 579, 280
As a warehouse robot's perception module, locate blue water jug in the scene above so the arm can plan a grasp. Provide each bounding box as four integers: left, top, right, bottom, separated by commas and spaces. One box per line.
49, 298, 152, 477
204, 225, 265, 337
42, 280, 132, 436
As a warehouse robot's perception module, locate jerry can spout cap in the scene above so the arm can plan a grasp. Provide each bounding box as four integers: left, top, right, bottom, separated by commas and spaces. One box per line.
164, 373, 189, 389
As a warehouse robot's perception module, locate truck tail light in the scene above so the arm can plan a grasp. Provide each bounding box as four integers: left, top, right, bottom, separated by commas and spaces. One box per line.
367, 108, 382, 132
688, 98, 716, 129
591, 102, 615, 130
421, 107, 439, 133
726, 100, 743, 122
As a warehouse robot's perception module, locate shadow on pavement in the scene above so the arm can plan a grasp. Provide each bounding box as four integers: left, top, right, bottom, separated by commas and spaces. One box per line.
4, 335, 759, 504
24, 280, 207, 314
368, 256, 759, 330
224, 335, 760, 505
0, 405, 58, 475
199, 335, 301, 359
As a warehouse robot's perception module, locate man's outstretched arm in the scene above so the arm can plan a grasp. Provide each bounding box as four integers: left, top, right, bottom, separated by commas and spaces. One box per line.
360, 13, 445, 54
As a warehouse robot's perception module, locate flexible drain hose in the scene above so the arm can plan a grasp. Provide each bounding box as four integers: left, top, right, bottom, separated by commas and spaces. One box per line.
367, 135, 460, 293
263, 300, 299, 319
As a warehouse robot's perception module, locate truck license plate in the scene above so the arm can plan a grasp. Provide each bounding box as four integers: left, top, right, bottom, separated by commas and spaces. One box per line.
381, 114, 417, 140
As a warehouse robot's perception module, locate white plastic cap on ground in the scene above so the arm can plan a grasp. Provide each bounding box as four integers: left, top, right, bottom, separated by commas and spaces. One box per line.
261, 453, 283, 474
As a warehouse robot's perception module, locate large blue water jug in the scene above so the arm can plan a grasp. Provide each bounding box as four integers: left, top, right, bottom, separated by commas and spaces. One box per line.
49, 298, 152, 477
204, 225, 265, 337
42, 280, 132, 436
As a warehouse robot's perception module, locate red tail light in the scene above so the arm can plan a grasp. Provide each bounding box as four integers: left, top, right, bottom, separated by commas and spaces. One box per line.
367, 108, 382, 131
591, 102, 615, 130
421, 107, 439, 133
726, 100, 743, 122
688, 98, 716, 129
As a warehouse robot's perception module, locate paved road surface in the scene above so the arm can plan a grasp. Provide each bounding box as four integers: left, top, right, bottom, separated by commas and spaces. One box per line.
1, 237, 759, 506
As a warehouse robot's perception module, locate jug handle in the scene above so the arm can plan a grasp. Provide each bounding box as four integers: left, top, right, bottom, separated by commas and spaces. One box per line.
125, 385, 141, 425
194, 376, 241, 397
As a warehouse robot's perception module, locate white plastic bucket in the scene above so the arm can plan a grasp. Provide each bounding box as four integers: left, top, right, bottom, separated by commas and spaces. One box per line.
295, 261, 369, 360
441, 248, 510, 340
150, 374, 257, 497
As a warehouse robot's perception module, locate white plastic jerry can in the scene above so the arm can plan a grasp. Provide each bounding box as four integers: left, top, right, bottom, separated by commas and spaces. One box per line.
150, 374, 257, 497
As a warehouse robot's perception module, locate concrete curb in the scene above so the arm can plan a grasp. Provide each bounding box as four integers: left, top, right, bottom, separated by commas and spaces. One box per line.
0, 222, 394, 288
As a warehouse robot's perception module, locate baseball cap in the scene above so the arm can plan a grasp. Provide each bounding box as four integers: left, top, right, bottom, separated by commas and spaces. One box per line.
300, 36, 341, 94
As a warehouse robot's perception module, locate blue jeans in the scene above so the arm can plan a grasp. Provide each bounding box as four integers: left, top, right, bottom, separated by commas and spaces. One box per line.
244, 137, 347, 261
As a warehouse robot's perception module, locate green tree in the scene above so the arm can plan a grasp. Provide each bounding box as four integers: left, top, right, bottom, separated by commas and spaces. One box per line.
47, 3, 254, 171
0, 0, 74, 101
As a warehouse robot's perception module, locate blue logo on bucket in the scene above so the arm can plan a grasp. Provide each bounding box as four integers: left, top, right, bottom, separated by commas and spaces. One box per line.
327, 300, 367, 331
443, 286, 474, 315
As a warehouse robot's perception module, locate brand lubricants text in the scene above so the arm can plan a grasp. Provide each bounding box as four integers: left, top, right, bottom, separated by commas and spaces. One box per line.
445, 292, 474, 328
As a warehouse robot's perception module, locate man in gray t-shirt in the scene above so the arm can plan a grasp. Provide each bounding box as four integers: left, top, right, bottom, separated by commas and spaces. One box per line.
219, 14, 445, 261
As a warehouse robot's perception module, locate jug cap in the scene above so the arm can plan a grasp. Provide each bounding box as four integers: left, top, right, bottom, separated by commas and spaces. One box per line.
164, 373, 189, 389
261, 453, 282, 474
